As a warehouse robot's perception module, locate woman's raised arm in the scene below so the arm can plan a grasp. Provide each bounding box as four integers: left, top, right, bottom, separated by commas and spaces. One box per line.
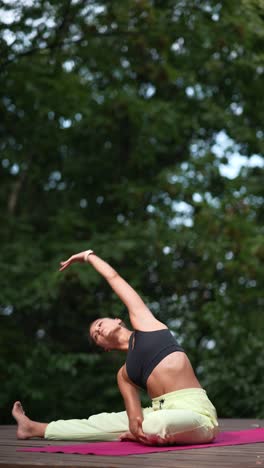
59, 250, 164, 330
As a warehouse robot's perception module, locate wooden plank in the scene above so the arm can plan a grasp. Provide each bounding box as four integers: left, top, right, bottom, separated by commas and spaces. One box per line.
0, 420, 264, 468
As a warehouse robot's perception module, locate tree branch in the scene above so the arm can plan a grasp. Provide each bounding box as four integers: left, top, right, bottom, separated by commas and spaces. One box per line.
8, 156, 33, 215
0, 29, 139, 70
8, 170, 27, 215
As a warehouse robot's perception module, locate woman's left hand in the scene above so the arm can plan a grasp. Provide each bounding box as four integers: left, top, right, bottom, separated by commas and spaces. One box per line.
59, 251, 88, 271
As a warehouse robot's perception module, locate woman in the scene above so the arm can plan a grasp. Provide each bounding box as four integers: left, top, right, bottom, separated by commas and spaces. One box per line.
12, 249, 218, 445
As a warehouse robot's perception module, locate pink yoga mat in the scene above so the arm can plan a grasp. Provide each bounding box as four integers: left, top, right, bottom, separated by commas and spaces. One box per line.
18, 428, 264, 456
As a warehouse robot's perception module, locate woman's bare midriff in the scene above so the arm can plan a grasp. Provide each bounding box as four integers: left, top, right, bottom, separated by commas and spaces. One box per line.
146, 352, 202, 399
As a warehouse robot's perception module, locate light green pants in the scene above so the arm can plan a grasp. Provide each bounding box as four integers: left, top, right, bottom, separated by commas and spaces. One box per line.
45, 388, 219, 445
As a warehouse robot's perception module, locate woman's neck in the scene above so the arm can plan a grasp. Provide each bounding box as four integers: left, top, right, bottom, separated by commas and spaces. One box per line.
114, 328, 133, 351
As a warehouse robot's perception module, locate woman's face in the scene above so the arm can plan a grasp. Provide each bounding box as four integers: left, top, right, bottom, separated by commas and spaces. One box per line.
89, 317, 123, 350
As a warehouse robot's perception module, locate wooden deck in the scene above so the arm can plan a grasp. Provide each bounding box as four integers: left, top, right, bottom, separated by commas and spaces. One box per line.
1, 420, 264, 468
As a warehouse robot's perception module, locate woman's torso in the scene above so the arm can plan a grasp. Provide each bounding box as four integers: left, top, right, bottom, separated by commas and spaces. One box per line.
145, 351, 201, 398
125, 328, 201, 398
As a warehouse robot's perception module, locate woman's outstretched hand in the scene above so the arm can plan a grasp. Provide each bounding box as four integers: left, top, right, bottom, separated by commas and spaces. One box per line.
59, 251, 88, 272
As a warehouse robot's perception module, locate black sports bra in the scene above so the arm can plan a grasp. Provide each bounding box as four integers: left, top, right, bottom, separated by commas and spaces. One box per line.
126, 329, 184, 389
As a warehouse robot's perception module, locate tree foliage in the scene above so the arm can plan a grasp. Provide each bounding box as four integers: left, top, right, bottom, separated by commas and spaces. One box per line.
0, 0, 263, 423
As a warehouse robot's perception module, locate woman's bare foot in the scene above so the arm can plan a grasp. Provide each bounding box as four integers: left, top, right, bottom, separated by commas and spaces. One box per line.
12, 401, 37, 439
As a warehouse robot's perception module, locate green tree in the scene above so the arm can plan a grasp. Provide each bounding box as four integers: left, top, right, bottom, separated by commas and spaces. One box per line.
0, 0, 263, 423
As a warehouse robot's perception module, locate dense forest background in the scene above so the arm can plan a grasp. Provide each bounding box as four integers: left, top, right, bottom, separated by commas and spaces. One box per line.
0, 0, 263, 424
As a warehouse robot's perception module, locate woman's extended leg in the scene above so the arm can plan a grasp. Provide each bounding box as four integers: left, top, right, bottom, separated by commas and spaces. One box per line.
45, 407, 153, 441
12, 402, 48, 439
12, 401, 153, 441
45, 411, 129, 441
